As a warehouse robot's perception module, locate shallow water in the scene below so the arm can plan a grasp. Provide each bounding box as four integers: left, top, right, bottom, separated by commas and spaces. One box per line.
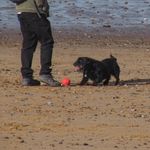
0, 0, 150, 30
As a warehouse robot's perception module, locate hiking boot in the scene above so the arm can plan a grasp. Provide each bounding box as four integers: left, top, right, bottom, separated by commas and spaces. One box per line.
40, 74, 61, 87
22, 78, 40, 86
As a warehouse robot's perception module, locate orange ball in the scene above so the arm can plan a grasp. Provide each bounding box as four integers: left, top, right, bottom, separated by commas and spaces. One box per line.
61, 78, 71, 86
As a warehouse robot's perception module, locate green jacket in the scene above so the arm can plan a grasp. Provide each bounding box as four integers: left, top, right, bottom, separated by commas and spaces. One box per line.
16, 0, 49, 16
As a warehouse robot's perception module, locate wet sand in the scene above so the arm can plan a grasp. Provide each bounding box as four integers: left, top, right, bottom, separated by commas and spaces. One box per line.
1, 0, 150, 46
0, 1, 150, 150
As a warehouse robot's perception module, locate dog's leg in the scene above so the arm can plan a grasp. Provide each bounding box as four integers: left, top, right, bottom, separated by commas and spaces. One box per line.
113, 64, 120, 85
114, 76, 120, 85
103, 79, 109, 85
80, 76, 88, 85
113, 72, 120, 85
103, 76, 110, 85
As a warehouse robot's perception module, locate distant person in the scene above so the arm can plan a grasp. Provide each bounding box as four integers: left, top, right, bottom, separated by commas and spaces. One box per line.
10, 0, 60, 86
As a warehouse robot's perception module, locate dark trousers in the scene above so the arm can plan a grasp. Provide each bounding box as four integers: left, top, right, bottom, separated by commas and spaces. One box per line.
18, 13, 54, 78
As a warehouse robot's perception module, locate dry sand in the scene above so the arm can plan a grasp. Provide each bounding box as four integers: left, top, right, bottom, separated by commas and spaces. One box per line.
0, 29, 150, 150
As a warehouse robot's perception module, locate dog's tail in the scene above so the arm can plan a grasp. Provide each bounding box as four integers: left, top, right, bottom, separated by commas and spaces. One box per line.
110, 54, 117, 61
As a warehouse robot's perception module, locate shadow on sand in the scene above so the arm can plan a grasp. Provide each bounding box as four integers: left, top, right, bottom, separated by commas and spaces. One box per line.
69, 78, 150, 87
119, 78, 150, 86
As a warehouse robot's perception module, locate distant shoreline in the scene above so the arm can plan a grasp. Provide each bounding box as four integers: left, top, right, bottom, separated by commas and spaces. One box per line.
1, 25, 150, 47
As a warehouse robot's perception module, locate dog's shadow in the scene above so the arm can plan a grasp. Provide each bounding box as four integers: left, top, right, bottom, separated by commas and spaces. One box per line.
118, 78, 150, 86
109, 78, 150, 86
70, 78, 150, 86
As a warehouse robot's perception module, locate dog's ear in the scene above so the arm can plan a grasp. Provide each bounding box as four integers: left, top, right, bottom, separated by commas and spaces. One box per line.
83, 57, 92, 64
76, 57, 83, 63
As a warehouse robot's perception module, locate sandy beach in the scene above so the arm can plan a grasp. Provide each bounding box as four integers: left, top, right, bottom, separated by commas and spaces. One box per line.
0, 34, 150, 150
0, 1, 150, 150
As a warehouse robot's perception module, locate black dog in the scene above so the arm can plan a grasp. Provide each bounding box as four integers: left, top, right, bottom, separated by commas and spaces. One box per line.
73, 55, 120, 85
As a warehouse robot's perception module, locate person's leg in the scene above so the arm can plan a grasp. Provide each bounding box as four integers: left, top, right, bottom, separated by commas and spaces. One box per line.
18, 13, 38, 78
35, 16, 60, 86
18, 13, 40, 86
35, 16, 54, 75
21, 33, 38, 78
